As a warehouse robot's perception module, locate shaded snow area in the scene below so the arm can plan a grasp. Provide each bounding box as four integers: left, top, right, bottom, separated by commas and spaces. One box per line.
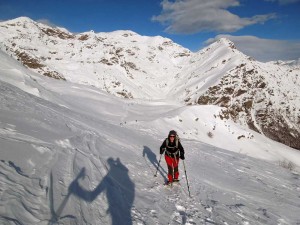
1, 50, 300, 225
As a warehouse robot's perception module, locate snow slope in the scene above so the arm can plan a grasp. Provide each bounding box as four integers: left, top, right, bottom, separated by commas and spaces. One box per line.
1, 17, 299, 151
1, 47, 300, 225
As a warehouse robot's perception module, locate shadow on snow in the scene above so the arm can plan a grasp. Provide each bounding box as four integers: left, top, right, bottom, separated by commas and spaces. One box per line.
143, 146, 167, 180
49, 157, 135, 225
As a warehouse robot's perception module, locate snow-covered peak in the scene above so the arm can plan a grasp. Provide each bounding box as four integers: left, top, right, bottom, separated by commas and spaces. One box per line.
3, 16, 35, 24
0, 17, 192, 99
269, 58, 300, 69
0, 17, 300, 151
211, 37, 236, 48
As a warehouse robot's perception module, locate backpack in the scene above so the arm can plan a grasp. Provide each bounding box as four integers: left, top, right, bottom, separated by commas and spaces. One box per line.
166, 133, 180, 149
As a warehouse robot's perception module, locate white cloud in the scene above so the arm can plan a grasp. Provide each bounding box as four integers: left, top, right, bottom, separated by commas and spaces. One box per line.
205, 35, 300, 62
36, 19, 57, 28
152, 0, 276, 34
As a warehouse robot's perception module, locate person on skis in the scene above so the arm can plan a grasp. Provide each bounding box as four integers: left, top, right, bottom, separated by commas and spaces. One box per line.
160, 130, 185, 185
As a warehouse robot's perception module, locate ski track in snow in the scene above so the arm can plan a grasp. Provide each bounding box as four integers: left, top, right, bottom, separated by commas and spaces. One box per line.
1, 54, 300, 224
1, 79, 300, 224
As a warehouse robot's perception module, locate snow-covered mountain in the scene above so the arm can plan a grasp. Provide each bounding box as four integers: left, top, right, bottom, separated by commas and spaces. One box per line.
1, 17, 300, 225
182, 39, 300, 150
0, 17, 191, 99
1, 17, 299, 151
269, 58, 300, 69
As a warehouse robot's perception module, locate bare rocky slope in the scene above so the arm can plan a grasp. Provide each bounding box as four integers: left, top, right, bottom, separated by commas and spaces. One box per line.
0, 17, 299, 150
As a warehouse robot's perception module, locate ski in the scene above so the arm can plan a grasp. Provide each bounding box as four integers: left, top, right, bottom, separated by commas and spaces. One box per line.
164, 182, 172, 186
163, 180, 180, 187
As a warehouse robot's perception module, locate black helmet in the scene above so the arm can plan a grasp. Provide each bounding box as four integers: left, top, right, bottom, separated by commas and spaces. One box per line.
168, 130, 177, 137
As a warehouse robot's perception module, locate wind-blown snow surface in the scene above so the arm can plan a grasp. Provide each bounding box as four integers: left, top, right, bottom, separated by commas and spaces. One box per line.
1, 48, 300, 224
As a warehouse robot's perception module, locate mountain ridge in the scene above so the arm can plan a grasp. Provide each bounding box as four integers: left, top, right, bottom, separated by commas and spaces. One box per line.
0, 17, 299, 150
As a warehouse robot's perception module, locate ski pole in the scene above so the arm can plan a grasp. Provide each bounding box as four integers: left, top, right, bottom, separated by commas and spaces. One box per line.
182, 160, 191, 197
154, 154, 162, 177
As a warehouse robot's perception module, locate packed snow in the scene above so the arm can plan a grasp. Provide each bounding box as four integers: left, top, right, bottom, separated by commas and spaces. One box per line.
1, 40, 300, 225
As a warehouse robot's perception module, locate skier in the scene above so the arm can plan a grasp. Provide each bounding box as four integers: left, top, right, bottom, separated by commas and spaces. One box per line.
160, 130, 185, 185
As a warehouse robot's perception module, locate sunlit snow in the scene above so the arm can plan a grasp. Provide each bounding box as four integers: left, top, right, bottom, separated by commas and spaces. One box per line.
0, 17, 300, 225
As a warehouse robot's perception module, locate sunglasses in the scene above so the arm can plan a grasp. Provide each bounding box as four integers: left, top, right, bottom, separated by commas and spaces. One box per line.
169, 135, 175, 138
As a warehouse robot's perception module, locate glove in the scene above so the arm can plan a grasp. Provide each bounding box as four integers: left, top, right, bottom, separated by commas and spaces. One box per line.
160, 148, 166, 154
180, 153, 185, 160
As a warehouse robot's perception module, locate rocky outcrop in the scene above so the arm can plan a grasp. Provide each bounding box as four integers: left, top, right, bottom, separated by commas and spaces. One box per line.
196, 62, 300, 150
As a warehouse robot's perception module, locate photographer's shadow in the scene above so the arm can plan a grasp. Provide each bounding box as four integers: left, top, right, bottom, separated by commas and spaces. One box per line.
69, 157, 135, 225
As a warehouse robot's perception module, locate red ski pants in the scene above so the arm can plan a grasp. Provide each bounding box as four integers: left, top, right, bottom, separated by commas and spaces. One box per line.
165, 155, 180, 182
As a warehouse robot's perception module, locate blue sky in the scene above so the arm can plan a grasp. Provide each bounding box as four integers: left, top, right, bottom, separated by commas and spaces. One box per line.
0, 0, 300, 61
